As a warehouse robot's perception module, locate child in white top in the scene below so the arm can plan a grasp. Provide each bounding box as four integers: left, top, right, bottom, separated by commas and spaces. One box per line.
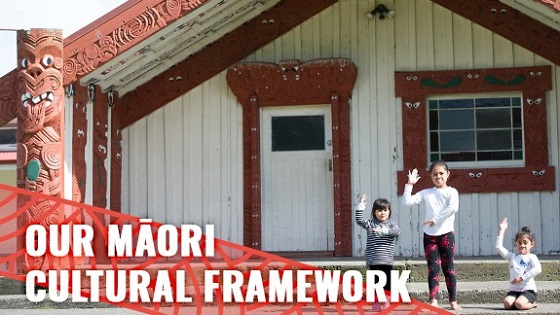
495, 217, 542, 310
402, 160, 461, 310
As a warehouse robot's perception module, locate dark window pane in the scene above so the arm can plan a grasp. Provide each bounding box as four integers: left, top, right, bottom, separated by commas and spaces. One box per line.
440, 109, 474, 130
476, 108, 511, 128
477, 130, 511, 150
476, 97, 510, 108
428, 95, 523, 164
478, 151, 512, 161
0, 128, 16, 144
430, 132, 439, 151
429, 100, 438, 109
440, 131, 474, 151
513, 129, 523, 150
439, 99, 473, 109
429, 110, 438, 131
441, 152, 475, 162
271, 115, 325, 151
512, 108, 522, 128
430, 153, 440, 163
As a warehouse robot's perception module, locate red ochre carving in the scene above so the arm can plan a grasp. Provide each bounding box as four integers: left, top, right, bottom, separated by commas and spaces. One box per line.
63, 0, 211, 85
15, 29, 67, 271
116, 0, 339, 128
227, 58, 357, 256
395, 66, 555, 194
0, 184, 450, 314
0, 70, 18, 125
72, 84, 89, 204
431, 0, 560, 66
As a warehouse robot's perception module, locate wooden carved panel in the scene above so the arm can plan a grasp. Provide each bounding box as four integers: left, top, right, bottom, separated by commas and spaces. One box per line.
92, 86, 109, 208
16, 29, 65, 271
71, 83, 89, 204
395, 66, 554, 193
116, 0, 338, 128
431, 0, 560, 66
0, 70, 17, 125
110, 91, 123, 213
63, 0, 211, 85
227, 58, 357, 256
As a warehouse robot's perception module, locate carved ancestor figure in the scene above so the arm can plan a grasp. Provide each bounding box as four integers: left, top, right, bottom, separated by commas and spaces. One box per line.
16, 29, 65, 271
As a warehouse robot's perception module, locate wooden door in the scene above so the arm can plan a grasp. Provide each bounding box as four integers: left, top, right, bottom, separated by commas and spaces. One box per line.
261, 105, 334, 252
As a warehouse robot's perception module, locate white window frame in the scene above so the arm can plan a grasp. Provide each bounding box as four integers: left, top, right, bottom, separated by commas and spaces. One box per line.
427, 92, 524, 169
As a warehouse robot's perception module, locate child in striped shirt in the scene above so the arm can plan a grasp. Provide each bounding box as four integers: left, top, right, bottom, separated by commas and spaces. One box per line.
355, 194, 401, 311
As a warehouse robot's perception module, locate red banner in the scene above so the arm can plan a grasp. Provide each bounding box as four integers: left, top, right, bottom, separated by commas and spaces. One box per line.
0, 183, 451, 314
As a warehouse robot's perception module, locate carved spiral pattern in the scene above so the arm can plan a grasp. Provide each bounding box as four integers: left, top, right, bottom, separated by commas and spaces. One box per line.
165, 0, 182, 16
42, 144, 62, 170
0, 73, 17, 123
16, 143, 28, 169
121, 12, 157, 43
43, 207, 61, 225
63, 59, 79, 81
98, 36, 118, 62
83, 45, 100, 60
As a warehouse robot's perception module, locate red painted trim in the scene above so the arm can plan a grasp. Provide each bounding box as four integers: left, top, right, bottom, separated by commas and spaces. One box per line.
431, 0, 560, 66
395, 66, 555, 194
72, 84, 89, 204
0, 152, 16, 163
110, 92, 123, 213
92, 86, 109, 208
0, 70, 17, 125
63, 0, 211, 85
116, 0, 338, 128
538, 0, 560, 11
227, 59, 357, 256
64, 0, 145, 43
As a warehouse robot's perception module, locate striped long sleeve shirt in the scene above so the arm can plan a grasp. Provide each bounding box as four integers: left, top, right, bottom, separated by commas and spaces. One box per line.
355, 202, 401, 266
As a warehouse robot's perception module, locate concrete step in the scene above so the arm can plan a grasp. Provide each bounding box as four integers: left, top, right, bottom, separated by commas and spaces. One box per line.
407, 281, 559, 305
0, 295, 558, 314
451, 304, 559, 315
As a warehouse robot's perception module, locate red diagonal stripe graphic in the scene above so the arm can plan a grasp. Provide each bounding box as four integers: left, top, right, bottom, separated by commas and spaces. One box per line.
0, 183, 453, 314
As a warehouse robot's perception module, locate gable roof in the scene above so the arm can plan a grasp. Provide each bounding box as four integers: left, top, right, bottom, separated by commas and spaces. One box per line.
1, 0, 559, 128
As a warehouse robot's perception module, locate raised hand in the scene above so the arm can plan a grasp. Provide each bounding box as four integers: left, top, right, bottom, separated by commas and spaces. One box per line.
359, 194, 367, 204
499, 217, 508, 231
407, 168, 421, 185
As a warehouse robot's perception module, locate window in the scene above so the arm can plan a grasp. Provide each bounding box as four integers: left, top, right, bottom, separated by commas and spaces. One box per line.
428, 94, 523, 168
395, 66, 554, 194
0, 119, 17, 152
271, 115, 325, 151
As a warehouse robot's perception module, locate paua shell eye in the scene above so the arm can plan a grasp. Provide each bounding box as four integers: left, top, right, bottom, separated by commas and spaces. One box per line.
42, 55, 54, 67
21, 58, 29, 68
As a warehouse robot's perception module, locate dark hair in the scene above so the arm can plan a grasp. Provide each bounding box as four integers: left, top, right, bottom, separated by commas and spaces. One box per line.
515, 226, 536, 243
371, 198, 391, 219
429, 160, 449, 173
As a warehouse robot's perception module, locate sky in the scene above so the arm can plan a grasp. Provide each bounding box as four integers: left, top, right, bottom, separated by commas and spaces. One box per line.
0, 0, 128, 76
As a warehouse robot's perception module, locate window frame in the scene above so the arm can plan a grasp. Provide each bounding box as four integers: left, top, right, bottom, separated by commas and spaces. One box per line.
395, 66, 554, 194
427, 92, 525, 169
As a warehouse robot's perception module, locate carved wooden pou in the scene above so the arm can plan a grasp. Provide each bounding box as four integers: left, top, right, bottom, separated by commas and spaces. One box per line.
16, 29, 65, 271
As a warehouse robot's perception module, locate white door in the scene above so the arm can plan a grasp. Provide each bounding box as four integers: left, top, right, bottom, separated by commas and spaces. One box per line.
261, 105, 334, 252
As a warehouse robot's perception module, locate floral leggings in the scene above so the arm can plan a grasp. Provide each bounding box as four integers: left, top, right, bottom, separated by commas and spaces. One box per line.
423, 231, 457, 302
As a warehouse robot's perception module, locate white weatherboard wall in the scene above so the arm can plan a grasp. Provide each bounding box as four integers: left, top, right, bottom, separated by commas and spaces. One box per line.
120, 0, 560, 257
